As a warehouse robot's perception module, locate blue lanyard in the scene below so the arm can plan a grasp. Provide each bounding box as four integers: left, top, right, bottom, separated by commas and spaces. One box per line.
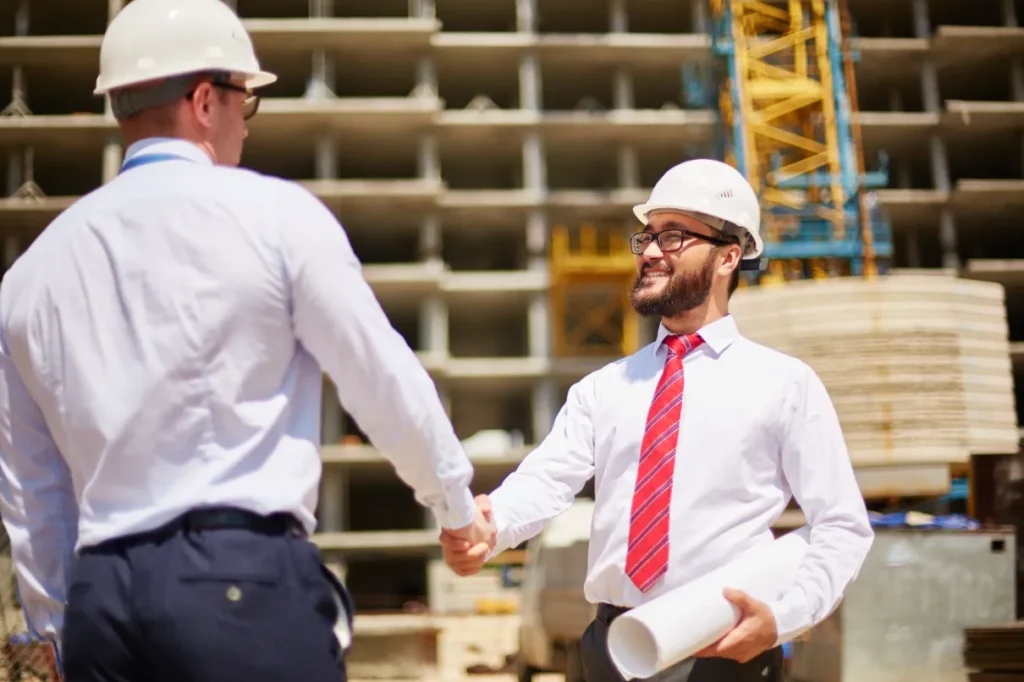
119, 153, 194, 174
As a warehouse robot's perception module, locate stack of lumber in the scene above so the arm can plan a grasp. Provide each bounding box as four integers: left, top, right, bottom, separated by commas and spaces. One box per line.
963, 622, 1024, 680
730, 275, 1019, 466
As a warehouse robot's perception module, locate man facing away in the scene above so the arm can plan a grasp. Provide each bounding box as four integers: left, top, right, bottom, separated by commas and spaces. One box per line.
0, 1, 489, 680
443, 159, 874, 682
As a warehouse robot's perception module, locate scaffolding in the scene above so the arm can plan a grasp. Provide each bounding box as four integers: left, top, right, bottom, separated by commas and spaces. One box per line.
549, 223, 640, 358
710, 0, 893, 284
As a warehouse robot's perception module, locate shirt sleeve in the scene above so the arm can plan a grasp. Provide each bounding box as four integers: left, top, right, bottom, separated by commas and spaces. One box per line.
0, 329, 78, 658
487, 375, 597, 554
279, 185, 476, 530
768, 363, 874, 644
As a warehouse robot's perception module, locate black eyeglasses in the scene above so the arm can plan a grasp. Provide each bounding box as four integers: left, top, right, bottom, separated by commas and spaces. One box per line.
187, 81, 260, 120
629, 228, 737, 255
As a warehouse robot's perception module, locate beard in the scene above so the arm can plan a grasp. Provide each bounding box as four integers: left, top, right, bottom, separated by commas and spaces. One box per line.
629, 253, 715, 318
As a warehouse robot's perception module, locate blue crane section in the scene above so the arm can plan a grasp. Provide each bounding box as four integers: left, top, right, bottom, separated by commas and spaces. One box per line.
702, 0, 894, 284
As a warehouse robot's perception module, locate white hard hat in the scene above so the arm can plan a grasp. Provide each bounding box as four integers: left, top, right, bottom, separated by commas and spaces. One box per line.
94, 0, 277, 95
633, 158, 764, 262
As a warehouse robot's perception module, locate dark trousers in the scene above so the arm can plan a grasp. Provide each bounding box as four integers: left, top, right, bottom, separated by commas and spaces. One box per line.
62, 507, 352, 682
580, 604, 783, 682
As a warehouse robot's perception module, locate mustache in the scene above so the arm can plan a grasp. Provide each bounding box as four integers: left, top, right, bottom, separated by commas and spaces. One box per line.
641, 263, 672, 276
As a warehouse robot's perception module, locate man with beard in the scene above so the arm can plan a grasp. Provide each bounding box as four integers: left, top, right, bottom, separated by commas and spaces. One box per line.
440, 159, 873, 682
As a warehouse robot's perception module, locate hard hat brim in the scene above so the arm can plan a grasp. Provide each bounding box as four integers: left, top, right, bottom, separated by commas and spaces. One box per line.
94, 69, 278, 96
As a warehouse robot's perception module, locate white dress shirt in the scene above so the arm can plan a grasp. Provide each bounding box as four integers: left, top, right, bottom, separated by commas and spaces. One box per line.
488, 314, 873, 644
0, 137, 477, 647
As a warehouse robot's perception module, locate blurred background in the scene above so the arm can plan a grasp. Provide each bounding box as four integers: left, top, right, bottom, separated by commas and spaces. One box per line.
1, 0, 1024, 680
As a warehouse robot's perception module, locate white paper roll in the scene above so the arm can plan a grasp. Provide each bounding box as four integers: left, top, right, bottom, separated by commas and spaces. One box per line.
607, 526, 811, 680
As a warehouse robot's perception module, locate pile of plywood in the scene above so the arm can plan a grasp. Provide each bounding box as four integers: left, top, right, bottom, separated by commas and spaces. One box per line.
730, 275, 1019, 467
427, 560, 521, 615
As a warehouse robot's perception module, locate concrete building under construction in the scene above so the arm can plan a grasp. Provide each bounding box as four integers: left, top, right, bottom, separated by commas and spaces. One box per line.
2, 0, 1024, 617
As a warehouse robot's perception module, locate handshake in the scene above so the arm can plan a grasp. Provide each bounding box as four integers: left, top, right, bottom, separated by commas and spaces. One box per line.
439, 494, 497, 576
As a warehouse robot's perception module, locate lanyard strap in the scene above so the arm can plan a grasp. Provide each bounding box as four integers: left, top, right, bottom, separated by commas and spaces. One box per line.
119, 153, 195, 174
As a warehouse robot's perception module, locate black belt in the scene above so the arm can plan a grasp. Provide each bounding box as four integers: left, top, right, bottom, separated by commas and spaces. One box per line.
179, 507, 306, 537
597, 603, 631, 623
81, 506, 306, 554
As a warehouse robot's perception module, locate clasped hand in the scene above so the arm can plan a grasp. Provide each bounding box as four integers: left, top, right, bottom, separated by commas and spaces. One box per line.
438, 494, 497, 576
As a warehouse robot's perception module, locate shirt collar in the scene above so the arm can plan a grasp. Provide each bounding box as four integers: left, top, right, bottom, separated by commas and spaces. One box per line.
122, 137, 215, 168
655, 314, 740, 357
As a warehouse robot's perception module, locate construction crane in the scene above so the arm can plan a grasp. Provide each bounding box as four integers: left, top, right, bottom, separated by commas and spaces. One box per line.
549, 0, 894, 357
707, 0, 893, 285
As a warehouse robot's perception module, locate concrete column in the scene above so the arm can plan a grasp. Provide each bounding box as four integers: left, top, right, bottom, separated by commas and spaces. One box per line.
929, 135, 951, 193
6, 154, 21, 196
609, 0, 628, 32
1002, 0, 1019, 26
108, 0, 125, 21
309, 0, 337, 98
418, 135, 440, 183
526, 210, 550, 442
939, 209, 960, 270
418, 217, 447, 354
101, 0, 126, 183
318, 467, 348, 578
691, 0, 708, 33
519, 54, 542, 111
416, 0, 437, 19
317, 471, 346, 528
928, 133, 958, 269
8, 0, 28, 115
613, 69, 634, 110
921, 62, 940, 114
905, 230, 921, 268
3, 151, 19, 267
417, 57, 438, 98
528, 213, 556, 442
4, 237, 21, 270
618, 146, 640, 188
531, 379, 558, 444
889, 87, 904, 112
526, 211, 547, 272
1010, 61, 1024, 101
912, 0, 931, 39
523, 133, 546, 191
102, 140, 124, 183
419, 295, 448, 354
896, 162, 912, 189
516, 0, 537, 32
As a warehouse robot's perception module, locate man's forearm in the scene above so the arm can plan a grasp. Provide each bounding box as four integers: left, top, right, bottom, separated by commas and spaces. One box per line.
768, 521, 873, 644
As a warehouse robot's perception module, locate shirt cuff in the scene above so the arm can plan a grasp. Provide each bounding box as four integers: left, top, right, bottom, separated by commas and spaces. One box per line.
767, 587, 811, 647
430, 485, 478, 531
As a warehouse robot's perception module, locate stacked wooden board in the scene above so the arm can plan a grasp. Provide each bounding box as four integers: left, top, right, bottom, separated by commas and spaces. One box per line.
964, 622, 1024, 680
730, 274, 1019, 467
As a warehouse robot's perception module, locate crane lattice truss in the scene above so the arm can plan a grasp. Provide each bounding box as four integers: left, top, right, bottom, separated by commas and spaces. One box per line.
710, 0, 893, 283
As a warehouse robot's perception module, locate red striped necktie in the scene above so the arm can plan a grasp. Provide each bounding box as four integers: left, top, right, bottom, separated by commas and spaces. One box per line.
625, 332, 705, 593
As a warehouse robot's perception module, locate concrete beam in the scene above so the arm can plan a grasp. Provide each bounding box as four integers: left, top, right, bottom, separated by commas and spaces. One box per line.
313, 529, 440, 555
431, 32, 711, 67
317, 444, 956, 501
942, 101, 1024, 134
931, 25, 1024, 66
0, 19, 438, 68
964, 259, 1024, 288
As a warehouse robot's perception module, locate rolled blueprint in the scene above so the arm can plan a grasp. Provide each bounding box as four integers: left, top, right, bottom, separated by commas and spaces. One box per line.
606, 525, 812, 680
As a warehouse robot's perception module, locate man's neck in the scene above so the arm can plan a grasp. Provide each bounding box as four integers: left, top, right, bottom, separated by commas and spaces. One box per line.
661, 300, 728, 336
122, 130, 216, 163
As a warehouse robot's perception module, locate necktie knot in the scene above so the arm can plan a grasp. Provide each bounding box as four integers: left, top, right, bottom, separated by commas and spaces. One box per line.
665, 333, 704, 358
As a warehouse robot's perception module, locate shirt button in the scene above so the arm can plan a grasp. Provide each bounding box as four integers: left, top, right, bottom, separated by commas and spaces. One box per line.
226, 585, 243, 602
